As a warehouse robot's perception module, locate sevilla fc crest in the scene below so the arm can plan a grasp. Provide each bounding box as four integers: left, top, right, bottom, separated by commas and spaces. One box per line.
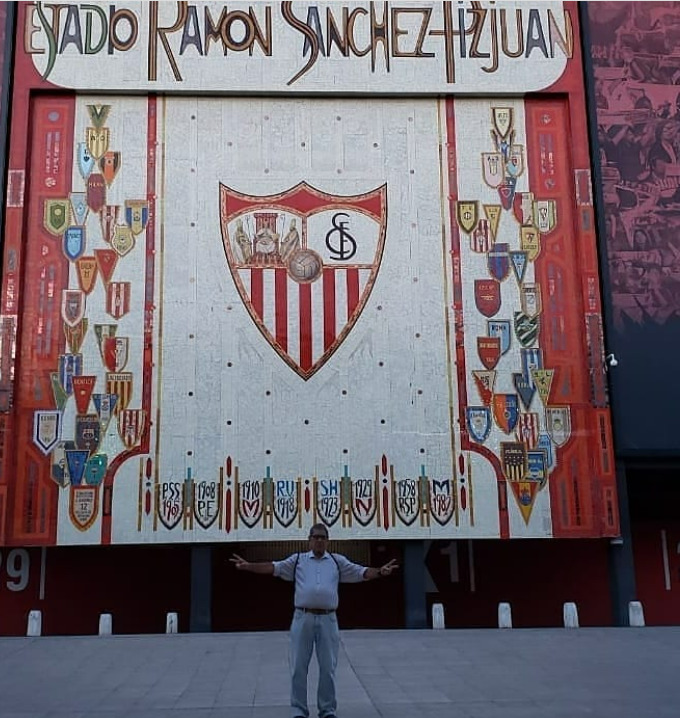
220, 182, 387, 379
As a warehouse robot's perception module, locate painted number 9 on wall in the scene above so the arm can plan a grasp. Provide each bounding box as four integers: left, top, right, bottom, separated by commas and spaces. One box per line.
0, 549, 30, 592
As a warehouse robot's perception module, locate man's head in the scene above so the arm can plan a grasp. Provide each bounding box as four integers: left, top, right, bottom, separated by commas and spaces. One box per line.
308, 523, 329, 556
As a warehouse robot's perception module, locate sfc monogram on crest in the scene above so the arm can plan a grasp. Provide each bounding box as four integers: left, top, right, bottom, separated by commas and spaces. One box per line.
220, 182, 387, 379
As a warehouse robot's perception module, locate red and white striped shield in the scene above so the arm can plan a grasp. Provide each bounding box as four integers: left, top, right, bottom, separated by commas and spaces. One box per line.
117, 408, 146, 449
515, 412, 540, 449
106, 281, 130, 319
220, 182, 387, 380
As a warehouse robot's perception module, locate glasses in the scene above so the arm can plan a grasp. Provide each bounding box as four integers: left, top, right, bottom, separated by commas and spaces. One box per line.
310, 534, 328, 540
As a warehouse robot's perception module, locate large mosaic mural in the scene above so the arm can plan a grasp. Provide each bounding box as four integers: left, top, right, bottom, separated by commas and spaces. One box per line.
0, 2, 618, 545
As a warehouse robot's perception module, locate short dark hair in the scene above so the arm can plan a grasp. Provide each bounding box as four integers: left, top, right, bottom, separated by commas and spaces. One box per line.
309, 523, 328, 538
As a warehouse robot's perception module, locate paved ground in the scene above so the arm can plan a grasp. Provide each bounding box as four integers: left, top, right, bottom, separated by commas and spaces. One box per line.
0, 628, 679, 718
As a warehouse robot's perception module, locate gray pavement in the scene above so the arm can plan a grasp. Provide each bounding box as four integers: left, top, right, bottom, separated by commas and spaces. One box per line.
0, 628, 679, 718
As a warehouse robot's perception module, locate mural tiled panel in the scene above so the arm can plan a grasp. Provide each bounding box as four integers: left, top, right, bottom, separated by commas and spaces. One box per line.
0, 2, 617, 544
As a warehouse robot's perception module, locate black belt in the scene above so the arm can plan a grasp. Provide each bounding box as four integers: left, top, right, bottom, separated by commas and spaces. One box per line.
297, 608, 335, 615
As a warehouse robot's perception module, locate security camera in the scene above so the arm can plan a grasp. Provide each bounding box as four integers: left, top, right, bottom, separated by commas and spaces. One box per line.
605, 353, 618, 368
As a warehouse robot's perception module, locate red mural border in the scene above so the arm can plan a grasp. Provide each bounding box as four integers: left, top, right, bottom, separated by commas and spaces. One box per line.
537, 0, 618, 536
0, 2, 60, 545
10, 96, 75, 544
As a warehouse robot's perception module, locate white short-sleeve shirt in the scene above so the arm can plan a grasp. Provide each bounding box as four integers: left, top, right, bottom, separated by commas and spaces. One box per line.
273, 551, 367, 611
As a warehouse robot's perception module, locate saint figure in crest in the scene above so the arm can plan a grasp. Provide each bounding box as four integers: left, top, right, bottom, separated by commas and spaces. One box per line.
234, 219, 253, 264
280, 218, 300, 262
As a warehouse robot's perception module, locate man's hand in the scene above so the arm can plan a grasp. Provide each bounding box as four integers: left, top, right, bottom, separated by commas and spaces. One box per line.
379, 559, 399, 577
229, 555, 275, 575
230, 553, 249, 570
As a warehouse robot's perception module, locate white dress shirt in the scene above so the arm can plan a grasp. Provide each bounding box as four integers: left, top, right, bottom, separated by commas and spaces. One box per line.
273, 550, 366, 610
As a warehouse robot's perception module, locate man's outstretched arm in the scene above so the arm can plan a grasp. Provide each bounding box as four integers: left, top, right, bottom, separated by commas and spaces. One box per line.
363, 558, 399, 581
230, 553, 275, 575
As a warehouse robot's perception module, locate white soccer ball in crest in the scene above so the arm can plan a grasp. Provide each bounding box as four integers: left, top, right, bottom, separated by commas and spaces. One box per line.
287, 249, 323, 283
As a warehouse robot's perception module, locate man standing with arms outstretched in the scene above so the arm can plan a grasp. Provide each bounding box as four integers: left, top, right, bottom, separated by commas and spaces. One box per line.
231, 523, 399, 718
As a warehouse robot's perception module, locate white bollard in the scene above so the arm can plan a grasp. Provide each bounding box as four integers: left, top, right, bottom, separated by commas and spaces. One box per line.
431, 603, 445, 629
563, 602, 579, 628
166, 612, 178, 634
27, 610, 42, 637
628, 601, 645, 627
498, 602, 513, 629
98, 613, 112, 636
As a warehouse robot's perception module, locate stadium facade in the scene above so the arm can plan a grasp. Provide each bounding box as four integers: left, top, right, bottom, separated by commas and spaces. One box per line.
0, 2, 676, 635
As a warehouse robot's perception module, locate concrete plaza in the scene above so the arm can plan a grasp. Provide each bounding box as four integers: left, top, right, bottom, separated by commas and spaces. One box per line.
0, 627, 678, 717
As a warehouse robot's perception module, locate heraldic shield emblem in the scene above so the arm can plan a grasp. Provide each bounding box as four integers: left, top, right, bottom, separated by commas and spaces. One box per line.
220, 182, 387, 380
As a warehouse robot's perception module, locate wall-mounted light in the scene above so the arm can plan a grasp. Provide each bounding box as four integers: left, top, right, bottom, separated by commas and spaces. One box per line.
604, 353, 618, 371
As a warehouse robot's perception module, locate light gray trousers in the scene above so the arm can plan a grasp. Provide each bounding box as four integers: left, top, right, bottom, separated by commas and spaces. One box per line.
289, 609, 340, 718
